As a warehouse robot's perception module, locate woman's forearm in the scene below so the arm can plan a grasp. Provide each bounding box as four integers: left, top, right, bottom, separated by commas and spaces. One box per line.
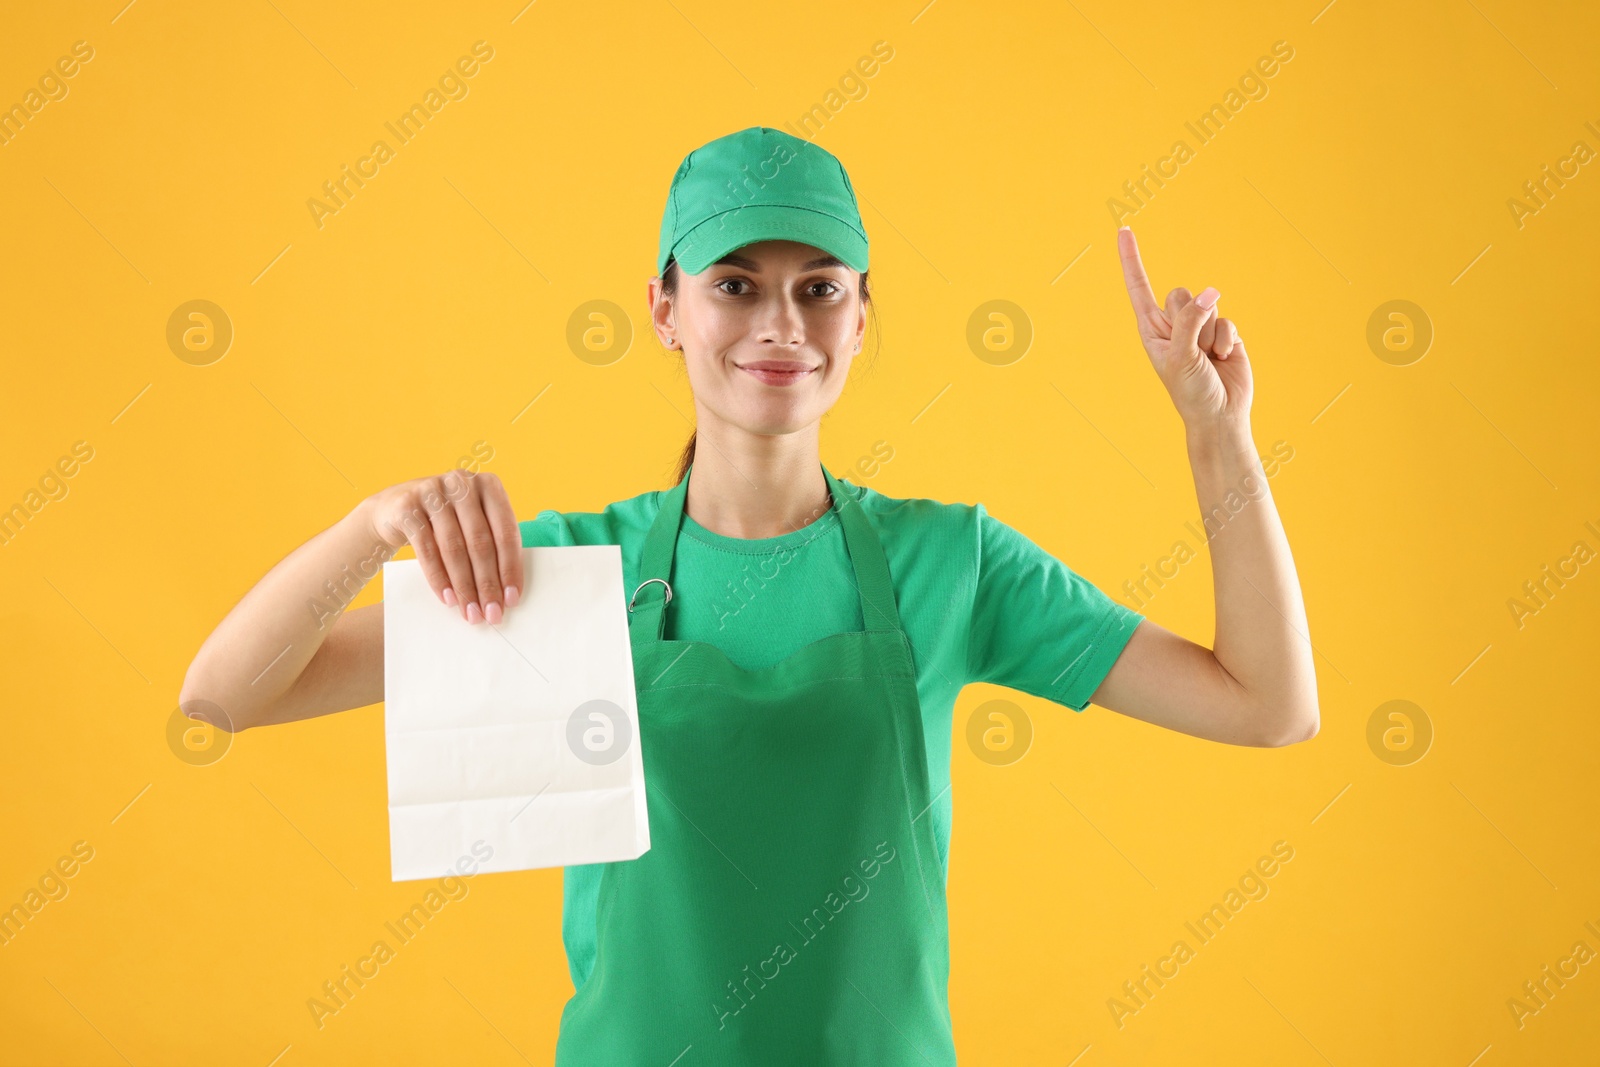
179, 470, 529, 732
1186, 416, 1319, 744
179, 501, 393, 731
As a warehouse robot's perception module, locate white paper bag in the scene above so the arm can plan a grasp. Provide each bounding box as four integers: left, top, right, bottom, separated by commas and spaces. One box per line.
382, 545, 650, 882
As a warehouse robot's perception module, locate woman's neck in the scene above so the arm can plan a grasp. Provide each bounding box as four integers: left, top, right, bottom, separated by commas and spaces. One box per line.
683, 420, 833, 540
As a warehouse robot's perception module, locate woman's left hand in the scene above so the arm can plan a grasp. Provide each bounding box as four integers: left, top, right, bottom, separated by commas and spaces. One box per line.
1116, 226, 1253, 428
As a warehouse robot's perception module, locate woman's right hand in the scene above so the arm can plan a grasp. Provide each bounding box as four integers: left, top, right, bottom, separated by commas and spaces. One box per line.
359, 469, 525, 624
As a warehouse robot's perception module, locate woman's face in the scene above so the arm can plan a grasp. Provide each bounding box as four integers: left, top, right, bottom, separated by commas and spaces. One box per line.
649, 239, 866, 439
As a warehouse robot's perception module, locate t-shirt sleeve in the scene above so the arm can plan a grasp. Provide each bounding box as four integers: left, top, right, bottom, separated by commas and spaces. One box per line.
519, 509, 576, 548
964, 502, 1143, 712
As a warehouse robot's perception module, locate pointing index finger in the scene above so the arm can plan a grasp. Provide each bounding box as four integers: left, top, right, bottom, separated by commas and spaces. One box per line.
1117, 227, 1161, 319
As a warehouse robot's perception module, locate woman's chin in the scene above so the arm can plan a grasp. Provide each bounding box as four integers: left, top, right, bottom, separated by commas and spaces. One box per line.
734, 410, 820, 438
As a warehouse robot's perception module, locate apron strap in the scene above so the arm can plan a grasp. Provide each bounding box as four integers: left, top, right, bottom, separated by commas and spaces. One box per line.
627, 467, 689, 642
822, 464, 902, 634
627, 462, 903, 642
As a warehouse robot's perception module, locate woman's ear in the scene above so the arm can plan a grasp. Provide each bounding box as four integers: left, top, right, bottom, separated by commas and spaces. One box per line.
647, 276, 679, 350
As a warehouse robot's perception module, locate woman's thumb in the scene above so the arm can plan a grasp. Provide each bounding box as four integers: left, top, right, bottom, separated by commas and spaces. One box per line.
1175, 287, 1220, 354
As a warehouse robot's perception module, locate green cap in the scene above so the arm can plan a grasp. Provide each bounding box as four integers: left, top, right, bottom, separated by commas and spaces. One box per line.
657, 126, 869, 277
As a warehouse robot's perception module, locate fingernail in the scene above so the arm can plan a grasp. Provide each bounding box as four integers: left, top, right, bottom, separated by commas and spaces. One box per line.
466, 602, 483, 624
504, 585, 520, 608
442, 588, 457, 607
485, 601, 503, 625
1196, 287, 1220, 310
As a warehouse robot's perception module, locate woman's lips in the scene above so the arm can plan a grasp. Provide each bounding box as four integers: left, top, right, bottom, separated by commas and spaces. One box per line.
738, 363, 815, 387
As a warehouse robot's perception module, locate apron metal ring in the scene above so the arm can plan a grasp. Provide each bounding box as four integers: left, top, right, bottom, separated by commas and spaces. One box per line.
628, 577, 672, 613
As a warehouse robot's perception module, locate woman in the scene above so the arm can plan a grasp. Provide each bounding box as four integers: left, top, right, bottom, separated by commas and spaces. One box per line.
181, 126, 1317, 1064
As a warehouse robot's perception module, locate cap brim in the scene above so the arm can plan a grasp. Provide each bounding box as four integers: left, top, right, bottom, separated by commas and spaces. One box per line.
667, 204, 869, 275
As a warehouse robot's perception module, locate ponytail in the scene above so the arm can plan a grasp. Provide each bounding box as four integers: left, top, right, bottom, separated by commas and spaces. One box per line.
674, 430, 696, 485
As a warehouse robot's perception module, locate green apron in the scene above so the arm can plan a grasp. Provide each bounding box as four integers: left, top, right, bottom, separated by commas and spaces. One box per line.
553, 462, 957, 1066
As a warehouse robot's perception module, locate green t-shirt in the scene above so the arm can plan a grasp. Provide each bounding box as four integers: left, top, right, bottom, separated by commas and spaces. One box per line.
519, 475, 1144, 993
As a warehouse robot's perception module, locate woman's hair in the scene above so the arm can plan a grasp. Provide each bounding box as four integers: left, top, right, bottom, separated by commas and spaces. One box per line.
661, 257, 877, 485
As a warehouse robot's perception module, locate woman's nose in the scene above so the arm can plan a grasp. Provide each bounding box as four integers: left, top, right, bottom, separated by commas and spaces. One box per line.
754, 294, 805, 344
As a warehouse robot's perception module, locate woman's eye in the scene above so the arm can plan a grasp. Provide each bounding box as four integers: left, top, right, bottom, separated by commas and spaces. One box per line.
715, 278, 841, 297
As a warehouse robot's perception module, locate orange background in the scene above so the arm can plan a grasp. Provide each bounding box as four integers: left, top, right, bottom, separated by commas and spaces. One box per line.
2, 1, 1598, 1064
